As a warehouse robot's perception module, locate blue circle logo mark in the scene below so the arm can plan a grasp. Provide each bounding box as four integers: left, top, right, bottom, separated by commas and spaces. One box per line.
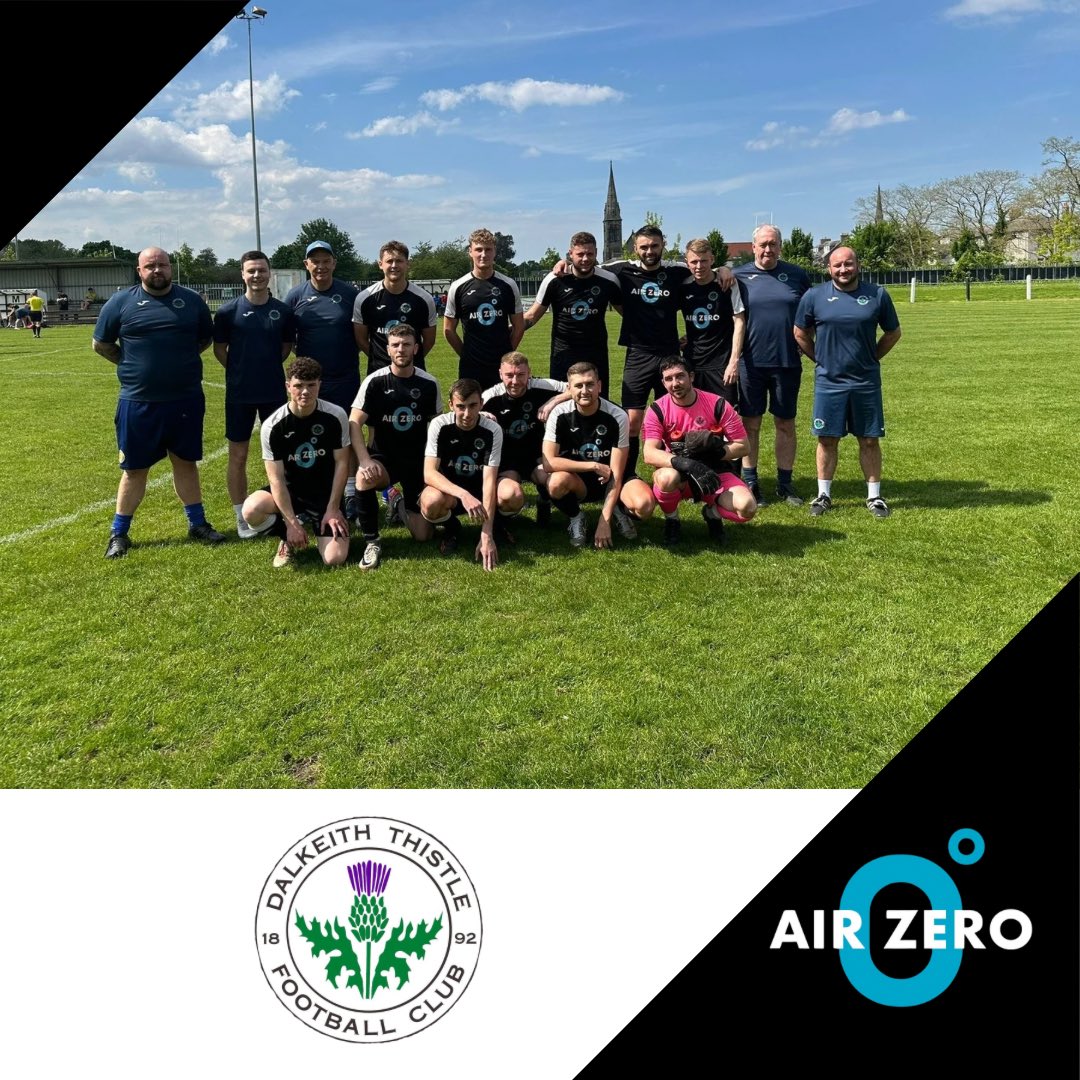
294, 442, 318, 468
477, 302, 497, 326
569, 299, 591, 322
509, 418, 529, 439
391, 407, 415, 432
691, 306, 712, 329
640, 282, 663, 304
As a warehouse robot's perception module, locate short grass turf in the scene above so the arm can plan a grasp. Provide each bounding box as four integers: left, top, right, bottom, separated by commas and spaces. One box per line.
0, 301, 1075, 789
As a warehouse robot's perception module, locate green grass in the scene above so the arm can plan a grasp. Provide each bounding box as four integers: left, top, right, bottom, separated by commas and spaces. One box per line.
0, 303, 1076, 789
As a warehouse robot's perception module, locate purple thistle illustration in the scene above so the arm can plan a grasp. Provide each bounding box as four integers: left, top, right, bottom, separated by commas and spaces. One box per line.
347, 860, 391, 897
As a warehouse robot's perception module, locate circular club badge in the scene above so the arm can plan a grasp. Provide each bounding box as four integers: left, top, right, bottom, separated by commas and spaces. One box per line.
256, 817, 482, 1043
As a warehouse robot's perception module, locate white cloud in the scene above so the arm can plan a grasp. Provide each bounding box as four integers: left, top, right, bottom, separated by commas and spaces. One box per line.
360, 77, 398, 94
420, 78, 623, 112
117, 163, 157, 183
745, 121, 810, 151
312, 121, 327, 133
823, 107, 910, 135
944, 0, 1047, 19
522, 147, 542, 158
349, 112, 458, 137
207, 33, 232, 55
172, 74, 301, 125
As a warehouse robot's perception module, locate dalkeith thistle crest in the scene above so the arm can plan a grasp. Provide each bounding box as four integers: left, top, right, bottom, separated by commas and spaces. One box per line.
256, 817, 482, 1043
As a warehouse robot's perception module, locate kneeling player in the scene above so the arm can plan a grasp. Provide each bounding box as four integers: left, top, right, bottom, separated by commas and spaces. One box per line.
542, 362, 655, 549
241, 356, 351, 567
420, 379, 503, 571
481, 351, 571, 536
349, 324, 441, 570
642, 356, 756, 546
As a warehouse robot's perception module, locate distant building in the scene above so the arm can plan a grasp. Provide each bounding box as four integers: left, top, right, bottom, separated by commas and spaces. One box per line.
602, 163, 623, 262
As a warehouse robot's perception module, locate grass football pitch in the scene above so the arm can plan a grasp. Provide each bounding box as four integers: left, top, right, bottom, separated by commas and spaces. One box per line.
0, 300, 1076, 788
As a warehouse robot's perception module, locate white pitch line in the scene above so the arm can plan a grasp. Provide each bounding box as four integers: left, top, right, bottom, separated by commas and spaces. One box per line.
0, 443, 231, 546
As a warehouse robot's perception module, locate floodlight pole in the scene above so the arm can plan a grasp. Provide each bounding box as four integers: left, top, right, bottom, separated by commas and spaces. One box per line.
237, 6, 267, 252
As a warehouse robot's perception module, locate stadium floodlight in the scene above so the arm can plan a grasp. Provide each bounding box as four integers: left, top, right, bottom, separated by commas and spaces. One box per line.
236, 6, 268, 251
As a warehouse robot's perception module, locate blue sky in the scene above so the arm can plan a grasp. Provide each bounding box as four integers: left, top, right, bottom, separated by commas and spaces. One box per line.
22, 0, 1079, 263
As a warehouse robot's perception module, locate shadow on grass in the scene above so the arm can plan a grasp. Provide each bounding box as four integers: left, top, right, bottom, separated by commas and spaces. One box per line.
816, 479, 1052, 512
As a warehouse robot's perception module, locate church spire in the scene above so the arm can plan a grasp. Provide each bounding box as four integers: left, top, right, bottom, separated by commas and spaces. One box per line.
875, 185, 884, 224
603, 162, 623, 262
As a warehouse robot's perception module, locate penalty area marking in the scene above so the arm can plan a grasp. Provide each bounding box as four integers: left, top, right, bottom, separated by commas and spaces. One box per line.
0, 443, 230, 546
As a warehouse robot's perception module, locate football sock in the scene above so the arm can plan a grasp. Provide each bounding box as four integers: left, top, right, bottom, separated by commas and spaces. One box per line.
551, 493, 580, 518
345, 477, 357, 497
233, 502, 245, 524
623, 437, 640, 481
818, 479, 832, 498
111, 513, 133, 536
868, 481, 881, 500
358, 489, 380, 542
778, 468, 793, 486
652, 484, 681, 515
184, 502, 207, 528
742, 465, 759, 485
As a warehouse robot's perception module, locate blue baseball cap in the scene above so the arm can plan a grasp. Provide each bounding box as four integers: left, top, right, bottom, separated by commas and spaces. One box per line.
305, 240, 334, 257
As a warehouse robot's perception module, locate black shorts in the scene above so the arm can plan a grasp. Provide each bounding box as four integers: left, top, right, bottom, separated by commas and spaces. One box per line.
620, 347, 668, 410
370, 452, 424, 512
690, 364, 738, 408
225, 397, 286, 442
576, 471, 611, 503
261, 485, 343, 536
457, 356, 501, 391
29, 310, 42, 325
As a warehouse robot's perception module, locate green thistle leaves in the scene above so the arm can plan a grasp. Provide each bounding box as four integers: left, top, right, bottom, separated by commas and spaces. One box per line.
348, 893, 390, 943
372, 915, 444, 994
293, 914, 363, 994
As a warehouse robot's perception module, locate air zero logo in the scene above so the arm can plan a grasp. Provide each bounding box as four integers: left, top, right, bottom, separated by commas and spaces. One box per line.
474, 302, 498, 326
569, 299, 593, 322
771, 828, 1031, 1007
638, 282, 670, 304
256, 817, 481, 1043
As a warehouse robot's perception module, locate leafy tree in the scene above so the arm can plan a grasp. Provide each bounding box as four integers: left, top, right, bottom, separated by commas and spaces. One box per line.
270, 243, 301, 269
80, 239, 139, 263
7, 237, 80, 261
493, 232, 516, 271
849, 221, 899, 272
1036, 210, 1080, 263
196, 247, 218, 268
784, 226, 814, 270
705, 229, 729, 266
731, 251, 754, 267
292, 218, 361, 280
539, 246, 562, 271
625, 210, 664, 257
173, 242, 196, 282
408, 238, 471, 281
950, 228, 979, 264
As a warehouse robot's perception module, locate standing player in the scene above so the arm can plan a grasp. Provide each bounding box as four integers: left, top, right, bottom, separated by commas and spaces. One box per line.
352, 241, 437, 375
284, 240, 362, 521
481, 351, 571, 535
793, 246, 901, 519
213, 249, 295, 537
27, 290, 45, 337
420, 379, 503, 570
348, 324, 442, 570
93, 247, 223, 558
733, 225, 812, 507
241, 356, 351, 568
642, 357, 756, 546
523, 231, 622, 391
542, 362, 654, 548
680, 238, 745, 403
443, 228, 524, 389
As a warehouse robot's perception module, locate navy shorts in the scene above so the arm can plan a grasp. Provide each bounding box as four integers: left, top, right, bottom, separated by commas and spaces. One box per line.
319, 376, 362, 415
739, 365, 802, 419
620, 348, 668, 410
115, 394, 204, 470
811, 381, 885, 439
225, 397, 286, 442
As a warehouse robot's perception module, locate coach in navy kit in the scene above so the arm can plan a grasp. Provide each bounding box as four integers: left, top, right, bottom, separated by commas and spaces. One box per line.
285, 240, 361, 519
733, 225, 812, 507
213, 249, 296, 537
93, 246, 224, 558
794, 246, 901, 519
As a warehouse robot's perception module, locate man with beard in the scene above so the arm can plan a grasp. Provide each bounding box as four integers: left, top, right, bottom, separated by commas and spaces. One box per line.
349, 324, 441, 570
481, 351, 571, 536
523, 230, 622, 391
352, 240, 437, 375
733, 224, 812, 507
794, 246, 901, 519
642, 356, 755, 546
93, 246, 223, 558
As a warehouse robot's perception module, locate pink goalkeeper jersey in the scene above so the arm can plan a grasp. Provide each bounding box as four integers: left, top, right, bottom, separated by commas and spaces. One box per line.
642, 389, 747, 448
